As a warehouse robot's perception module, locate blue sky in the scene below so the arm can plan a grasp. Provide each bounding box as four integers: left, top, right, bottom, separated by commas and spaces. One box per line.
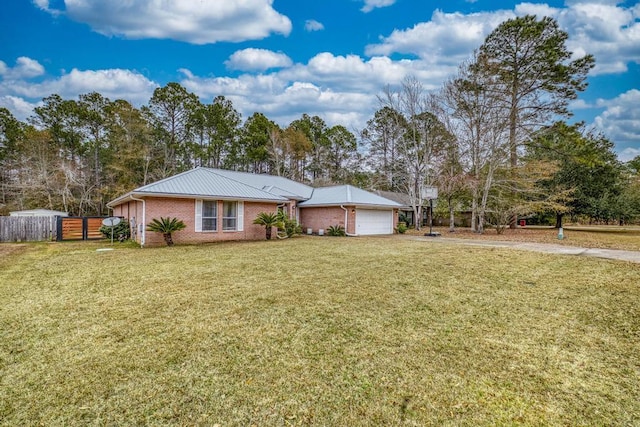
1, 0, 639, 160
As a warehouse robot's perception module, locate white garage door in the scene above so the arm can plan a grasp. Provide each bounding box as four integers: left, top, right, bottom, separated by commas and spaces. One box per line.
356, 209, 393, 235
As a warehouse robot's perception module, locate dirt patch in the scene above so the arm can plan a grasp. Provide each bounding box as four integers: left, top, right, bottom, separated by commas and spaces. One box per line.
0, 243, 29, 258
406, 226, 640, 251
0, 244, 31, 269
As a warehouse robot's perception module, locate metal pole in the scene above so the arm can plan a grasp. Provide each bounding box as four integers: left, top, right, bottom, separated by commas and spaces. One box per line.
429, 198, 433, 235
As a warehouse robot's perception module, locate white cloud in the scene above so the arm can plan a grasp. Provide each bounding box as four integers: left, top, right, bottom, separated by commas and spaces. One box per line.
593, 90, 640, 160
361, 0, 396, 13
41, 0, 292, 44
304, 19, 324, 32
366, 9, 515, 65
0, 96, 40, 122
178, 68, 374, 128
569, 99, 596, 110
0, 64, 158, 120
556, 3, 640, 74
2, 68, 157, 104
514, 2, 558, 17
33, 0, 49, 9
225, 48, 292, 72
619, 147, 640, 163
510, 2, 640, 75
178, 51, 453, 131
365, 3, 640, 75
0, 57, 45, 80
4, 1, 638, 154
282, 53, 452, 93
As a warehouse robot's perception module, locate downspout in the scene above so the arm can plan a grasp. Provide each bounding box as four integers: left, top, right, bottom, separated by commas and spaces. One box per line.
129, 194, 146, 247
340, 205, 358, 237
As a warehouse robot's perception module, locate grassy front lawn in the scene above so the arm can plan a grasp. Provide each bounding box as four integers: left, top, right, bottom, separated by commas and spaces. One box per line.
1, 238, 639, 425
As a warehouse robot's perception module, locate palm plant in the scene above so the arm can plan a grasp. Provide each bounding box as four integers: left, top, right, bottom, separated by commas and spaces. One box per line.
276, 210, 302, 239
146, 217, 186, 246
327, 225, 346, 236
253, 212, 280, 240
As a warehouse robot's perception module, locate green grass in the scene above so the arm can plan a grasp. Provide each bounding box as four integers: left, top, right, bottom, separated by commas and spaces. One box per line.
1, 238, 639, 425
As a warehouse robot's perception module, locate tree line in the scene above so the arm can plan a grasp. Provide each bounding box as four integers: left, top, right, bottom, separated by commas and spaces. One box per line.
1, 15, 638, 229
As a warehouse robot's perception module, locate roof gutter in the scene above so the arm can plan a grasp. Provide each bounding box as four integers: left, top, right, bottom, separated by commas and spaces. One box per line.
340, 205, 358, 237
109, 191, 288, 205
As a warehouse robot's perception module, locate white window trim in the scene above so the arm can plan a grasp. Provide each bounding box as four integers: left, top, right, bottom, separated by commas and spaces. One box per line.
195, 199, 219, 233
222, 201, 244, 232
195, 200, 202, 232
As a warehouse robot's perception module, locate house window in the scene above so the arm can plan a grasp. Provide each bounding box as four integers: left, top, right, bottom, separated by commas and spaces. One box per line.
202, 200, 217, 231
223, 201, 237, 231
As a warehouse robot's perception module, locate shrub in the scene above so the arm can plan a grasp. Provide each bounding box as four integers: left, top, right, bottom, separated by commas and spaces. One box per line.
99, 220, 130, 242
276, 211, 302, 238
327, 225, 346, 237
146, 217, 186, 246
395, 222, 408, 234
253, 212, 279, 240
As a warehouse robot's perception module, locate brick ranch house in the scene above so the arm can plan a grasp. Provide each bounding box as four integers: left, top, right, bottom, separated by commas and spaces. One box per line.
107, 167, 401, 246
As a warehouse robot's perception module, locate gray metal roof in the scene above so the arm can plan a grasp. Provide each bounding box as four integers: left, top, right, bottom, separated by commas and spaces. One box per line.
9, 209, 69, 217
107, 168, 402, 210
373, 190, 413, 209
212, 169, 314, 200
109, 168, 289, 206
298, 185, 402, 208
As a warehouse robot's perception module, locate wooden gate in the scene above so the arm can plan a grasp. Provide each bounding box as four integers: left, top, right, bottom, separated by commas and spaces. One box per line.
57, 217, 106, 241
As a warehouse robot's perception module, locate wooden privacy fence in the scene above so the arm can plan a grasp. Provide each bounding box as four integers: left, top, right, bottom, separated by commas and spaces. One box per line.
56, 217, 105, 241
0, 216, 109, 242
0, 216, 57, 242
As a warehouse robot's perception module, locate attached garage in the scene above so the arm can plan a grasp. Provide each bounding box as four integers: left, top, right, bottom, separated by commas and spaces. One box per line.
356, 209, 393, 235
297, 185, 401, 236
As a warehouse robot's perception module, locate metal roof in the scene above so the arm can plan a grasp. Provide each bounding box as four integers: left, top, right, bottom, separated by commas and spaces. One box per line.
108, 168, 289, 206
211, 169, 314, 199
107, 168, 401, 210
298, 185, 402, 208
9, 209, 69, 217
373, 190, 413, 209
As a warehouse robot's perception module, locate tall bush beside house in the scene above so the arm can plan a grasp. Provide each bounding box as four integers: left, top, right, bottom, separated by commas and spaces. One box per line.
146, 217, 186, 246
253, 212, 279, 240
276, 211, 302, 238
99, 221, 130, 242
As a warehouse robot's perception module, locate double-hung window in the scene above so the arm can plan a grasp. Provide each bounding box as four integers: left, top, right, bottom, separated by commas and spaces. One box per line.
202, 200, 217, 231
196, 199, 243, 232
223, 201, 237, 231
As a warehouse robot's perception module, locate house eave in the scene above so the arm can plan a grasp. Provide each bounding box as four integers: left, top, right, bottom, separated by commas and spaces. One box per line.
298, 202, 400, 209
107, 191, 288, 208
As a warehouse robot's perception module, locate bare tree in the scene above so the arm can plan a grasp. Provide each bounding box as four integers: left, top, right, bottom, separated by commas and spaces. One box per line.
441, 53, 509, 233
361, 106, 405, 191
381, 76, 451, 230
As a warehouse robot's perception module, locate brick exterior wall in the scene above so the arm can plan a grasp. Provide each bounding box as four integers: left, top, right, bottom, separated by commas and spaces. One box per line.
111, 200, 144, 243
393, 209, 399, 231
300, 206, 356, 235
300, 206, 399, 235
112, 197, 279, 246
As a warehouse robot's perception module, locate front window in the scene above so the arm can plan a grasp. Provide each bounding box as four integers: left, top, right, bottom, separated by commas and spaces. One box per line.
203, 201, 217, 231
223, 201, 237, 231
